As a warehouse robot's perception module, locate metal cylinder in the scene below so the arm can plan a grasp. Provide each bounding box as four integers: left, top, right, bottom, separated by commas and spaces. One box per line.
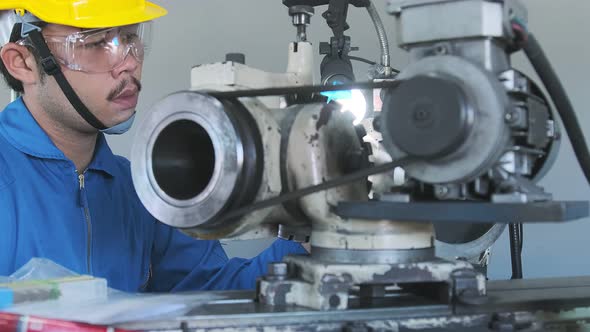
131, 92, 264, 231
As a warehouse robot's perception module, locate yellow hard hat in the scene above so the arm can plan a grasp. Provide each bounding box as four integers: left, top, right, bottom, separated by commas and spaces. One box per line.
0, 0, 167, 28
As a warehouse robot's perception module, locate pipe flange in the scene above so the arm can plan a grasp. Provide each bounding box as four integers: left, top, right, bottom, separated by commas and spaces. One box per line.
131, 91, 244, 228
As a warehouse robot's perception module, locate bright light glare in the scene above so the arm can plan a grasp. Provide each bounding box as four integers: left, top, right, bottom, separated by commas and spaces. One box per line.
335, 89, 367, 125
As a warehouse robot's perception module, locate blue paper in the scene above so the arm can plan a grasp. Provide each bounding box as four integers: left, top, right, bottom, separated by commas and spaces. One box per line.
0, 288, 13, 310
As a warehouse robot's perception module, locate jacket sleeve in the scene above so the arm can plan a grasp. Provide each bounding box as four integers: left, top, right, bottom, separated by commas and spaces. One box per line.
0, 156, 16, 276
147, 222, 308, 292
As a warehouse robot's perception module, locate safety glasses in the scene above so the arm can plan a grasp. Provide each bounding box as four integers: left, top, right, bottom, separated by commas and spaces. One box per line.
19, 22, 152, 73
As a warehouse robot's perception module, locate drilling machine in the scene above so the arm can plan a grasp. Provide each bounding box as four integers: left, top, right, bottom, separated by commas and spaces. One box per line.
126, 1, 590, 330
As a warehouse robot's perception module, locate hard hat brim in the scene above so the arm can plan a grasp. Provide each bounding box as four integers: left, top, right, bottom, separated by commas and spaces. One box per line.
0, 2, 167, 28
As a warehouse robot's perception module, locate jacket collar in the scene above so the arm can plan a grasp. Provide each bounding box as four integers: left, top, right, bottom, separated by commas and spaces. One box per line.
0, 98, 118, 176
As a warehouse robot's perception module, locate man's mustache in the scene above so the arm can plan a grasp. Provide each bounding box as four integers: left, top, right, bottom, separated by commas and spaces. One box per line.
107, 77, 142, 101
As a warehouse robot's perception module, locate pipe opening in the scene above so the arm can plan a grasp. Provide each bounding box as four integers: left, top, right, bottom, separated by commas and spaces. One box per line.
152, 120, 215, 200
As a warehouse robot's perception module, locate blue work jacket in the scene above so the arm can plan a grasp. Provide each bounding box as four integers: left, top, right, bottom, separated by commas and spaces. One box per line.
0, 98, 306, 292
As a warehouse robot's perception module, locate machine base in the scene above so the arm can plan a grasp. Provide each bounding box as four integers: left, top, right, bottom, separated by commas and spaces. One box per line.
257, 255, 486, 311
116, 276, 590, 332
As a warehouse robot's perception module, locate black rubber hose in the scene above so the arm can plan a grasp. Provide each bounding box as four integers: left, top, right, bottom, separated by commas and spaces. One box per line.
523, 34, 590, 186
518, 223, 523, 254
348, 55, 377, 66
509, 223, 523, 279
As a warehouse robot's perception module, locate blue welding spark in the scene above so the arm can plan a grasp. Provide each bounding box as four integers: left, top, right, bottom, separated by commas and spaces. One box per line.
320, 90, 353, 103
320, 81, 353, 103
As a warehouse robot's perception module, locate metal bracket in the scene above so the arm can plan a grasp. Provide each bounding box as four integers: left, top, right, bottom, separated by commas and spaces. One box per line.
323, 0, 351, 44
285, 0, 357, 56
451, 269, 488, 311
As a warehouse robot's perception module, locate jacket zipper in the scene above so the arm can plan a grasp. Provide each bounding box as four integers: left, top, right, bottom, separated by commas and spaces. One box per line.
77, 171, 93, 274
140, 264, 153, 291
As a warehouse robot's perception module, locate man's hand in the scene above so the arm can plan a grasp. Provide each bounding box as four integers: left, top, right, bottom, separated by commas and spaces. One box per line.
302, 242, 311, 253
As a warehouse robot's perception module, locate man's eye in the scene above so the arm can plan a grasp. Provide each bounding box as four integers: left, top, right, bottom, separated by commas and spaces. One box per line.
85, 39, 108, 48
121, 33, 140, 44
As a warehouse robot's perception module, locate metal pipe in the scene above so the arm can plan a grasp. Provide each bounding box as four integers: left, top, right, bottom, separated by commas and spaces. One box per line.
366, 1, 391, 75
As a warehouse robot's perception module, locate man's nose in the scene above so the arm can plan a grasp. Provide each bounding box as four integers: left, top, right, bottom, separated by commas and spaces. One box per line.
111, 48, 141, 77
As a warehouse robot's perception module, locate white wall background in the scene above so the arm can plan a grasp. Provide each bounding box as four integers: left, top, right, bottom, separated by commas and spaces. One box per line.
2, 0, 589, 280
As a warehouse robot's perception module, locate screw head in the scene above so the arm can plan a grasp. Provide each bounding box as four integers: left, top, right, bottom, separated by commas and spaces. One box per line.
435, 45, 448, 55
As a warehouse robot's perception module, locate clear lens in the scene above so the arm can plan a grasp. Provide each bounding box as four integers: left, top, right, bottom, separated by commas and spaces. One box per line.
31, 22, 152, 73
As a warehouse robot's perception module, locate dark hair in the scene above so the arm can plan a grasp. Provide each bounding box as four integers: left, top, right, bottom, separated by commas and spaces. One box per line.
0, 22, 48, 93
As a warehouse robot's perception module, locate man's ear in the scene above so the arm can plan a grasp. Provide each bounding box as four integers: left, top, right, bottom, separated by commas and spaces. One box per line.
0, 43, 40, 85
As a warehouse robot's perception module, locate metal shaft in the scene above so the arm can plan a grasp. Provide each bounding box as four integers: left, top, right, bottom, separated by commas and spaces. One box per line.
509, 223, 523, 279
297, 25, 307, 42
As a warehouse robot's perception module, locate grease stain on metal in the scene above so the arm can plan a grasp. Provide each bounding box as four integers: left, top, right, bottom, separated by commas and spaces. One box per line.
316, 104, 335, 130
373, 265, 436, 283
273, 283, 293, 306
309, 133, 320, 144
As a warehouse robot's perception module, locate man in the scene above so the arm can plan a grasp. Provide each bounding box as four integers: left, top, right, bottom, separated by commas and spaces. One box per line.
0, 1, 307, 292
